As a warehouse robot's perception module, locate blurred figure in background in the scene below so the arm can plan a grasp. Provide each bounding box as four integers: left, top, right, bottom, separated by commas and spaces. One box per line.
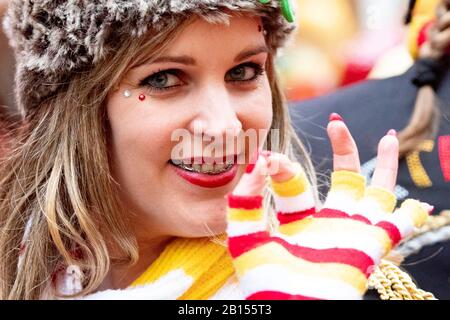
290, 0, 450, 299
276, 0, 358, 100
278, 0, 412, 101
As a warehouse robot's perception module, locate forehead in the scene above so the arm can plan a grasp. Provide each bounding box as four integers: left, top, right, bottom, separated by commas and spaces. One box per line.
162, 15, 266, 58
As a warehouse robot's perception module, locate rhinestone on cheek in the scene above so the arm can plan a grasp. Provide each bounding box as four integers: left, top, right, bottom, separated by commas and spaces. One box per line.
123, 90, 132, 98
138, 94, 146, 101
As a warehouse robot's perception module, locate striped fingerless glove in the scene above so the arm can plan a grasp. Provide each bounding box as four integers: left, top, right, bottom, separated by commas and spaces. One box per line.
226, 167, 429, 300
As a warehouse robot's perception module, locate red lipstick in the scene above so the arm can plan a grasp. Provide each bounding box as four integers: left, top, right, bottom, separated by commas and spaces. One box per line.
172, 163, 239, 188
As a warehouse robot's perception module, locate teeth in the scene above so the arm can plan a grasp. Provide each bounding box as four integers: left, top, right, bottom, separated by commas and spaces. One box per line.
172, 159, 183, 166
172, 160, 233, 174
214, 163, 226, 171
201, 163, 214, 172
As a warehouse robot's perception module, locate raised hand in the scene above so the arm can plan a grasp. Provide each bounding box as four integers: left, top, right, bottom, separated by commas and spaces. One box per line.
226, 116, 430, 300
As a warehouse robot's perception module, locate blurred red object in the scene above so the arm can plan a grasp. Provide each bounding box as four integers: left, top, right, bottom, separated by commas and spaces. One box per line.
286, 83, 335, 101
340, 29, 404, 86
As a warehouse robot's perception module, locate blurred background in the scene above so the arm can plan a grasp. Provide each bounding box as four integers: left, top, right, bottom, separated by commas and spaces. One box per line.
278, 0, 416, 101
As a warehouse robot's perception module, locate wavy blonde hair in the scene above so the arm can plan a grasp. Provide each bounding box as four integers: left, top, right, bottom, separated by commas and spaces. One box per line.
0, 14, 315, 299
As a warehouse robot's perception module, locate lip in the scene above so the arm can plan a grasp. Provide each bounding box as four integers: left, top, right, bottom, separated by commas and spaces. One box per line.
171, 162, 239, 188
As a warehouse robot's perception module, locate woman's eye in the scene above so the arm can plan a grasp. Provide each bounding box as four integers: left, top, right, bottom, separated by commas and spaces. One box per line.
141, 70, 184, 91
225, 63, 264, 82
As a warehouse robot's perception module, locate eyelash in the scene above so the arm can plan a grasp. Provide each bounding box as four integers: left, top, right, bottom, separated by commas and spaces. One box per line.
227, 62, 265, 83
139, 62, 266, 94
139, 69, 183, 93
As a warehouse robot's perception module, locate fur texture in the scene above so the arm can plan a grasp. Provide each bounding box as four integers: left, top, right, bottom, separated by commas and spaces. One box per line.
2, 0, 295, 116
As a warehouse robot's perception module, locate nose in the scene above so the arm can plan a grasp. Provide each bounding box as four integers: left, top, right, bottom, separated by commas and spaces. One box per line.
188, 85, 242, 138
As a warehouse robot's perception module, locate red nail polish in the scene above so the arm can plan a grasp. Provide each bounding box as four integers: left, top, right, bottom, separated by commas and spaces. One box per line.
329, 113, 343, 122
387, 129, 397, 136
245, 149, 259, 174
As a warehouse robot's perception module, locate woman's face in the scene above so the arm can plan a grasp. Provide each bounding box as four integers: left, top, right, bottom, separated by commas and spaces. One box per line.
106, 15, 272, 239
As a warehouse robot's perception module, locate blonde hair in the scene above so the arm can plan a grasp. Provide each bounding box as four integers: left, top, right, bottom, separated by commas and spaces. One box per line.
0, 105, 20, 157
0, 14, 315, 299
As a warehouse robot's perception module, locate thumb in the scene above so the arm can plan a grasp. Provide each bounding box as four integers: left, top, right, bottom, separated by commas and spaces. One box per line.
232, 152, 268, 196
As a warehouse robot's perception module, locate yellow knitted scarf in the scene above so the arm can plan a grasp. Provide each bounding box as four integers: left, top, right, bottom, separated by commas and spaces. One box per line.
130, 235, 235, 300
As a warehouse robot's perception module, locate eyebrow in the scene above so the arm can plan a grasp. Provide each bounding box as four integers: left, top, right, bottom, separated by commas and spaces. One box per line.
146, 45, 269, 67
234, 45, 269, 63
151, 55, 196, 65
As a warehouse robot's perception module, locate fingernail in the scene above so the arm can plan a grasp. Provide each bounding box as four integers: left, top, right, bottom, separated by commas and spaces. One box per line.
245, 149, 259, 174
329, 113, 343, 122
387, 129, 397, 136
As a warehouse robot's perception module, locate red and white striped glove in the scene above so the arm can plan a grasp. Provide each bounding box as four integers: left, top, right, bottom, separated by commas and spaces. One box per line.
226, 153, 430, 300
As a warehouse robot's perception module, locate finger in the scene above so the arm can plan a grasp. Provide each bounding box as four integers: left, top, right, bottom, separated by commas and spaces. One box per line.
355, 185, 397, 227
370, 130, 399, 191
327, 113, 361, 173
233, 152, 268, 196
226, 154, 269, 241
265, 152, 298, 183
322, 170, 366, 213
358, 131, 399, 222
380, 199, 431, 248
266, 153, 316, 226
395, 199, 430, 229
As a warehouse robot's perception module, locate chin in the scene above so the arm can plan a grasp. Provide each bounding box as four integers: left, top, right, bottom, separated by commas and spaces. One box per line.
179, 199, 229, 238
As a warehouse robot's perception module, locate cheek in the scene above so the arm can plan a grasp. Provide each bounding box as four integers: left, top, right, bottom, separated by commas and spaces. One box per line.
238, 80, 273, 132
106, 95, 176, 176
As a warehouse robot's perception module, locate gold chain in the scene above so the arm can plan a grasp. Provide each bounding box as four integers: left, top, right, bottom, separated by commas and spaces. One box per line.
368, 260, 437, 300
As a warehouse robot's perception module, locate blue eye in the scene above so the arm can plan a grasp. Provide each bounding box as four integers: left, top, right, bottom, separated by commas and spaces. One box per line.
140, 69, 184, 91
226, 63, 265, 82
